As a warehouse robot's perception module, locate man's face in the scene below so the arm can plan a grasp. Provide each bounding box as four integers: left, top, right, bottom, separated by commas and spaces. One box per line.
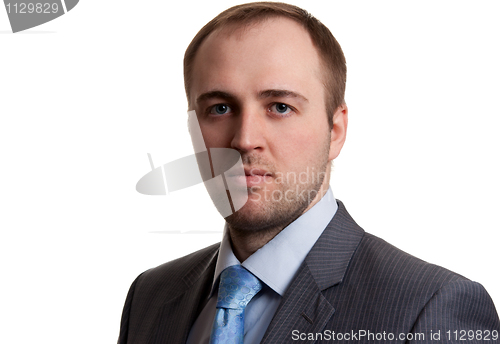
190, 17, 344, 232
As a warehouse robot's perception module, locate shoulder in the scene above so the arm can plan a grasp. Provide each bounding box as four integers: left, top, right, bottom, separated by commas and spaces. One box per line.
326, 200, 468, 292
348, 232, 499, 322
325, 230, 500, 333
352, 232, 468, 289
131, 242, 220, 297
117, 243, 220, 343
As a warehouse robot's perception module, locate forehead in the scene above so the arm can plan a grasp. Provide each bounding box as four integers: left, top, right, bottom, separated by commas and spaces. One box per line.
190, 17, 324, 102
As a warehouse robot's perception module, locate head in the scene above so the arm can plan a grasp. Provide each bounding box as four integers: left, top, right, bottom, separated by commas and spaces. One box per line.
184, 2, 347, 129
184, 2, 348, 233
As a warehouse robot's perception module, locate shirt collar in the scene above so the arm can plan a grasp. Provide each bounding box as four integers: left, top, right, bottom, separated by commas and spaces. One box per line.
211, 187, 337, 297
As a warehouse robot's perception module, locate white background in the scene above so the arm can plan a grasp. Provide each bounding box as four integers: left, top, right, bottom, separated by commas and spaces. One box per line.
1, 1, 499, 343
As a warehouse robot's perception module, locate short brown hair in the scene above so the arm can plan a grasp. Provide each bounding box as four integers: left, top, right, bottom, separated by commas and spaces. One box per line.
183, 2, 346, 129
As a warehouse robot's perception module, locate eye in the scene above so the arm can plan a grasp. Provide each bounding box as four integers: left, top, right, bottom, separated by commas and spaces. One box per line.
270, 103, 292, 116
209, 104, 232, 115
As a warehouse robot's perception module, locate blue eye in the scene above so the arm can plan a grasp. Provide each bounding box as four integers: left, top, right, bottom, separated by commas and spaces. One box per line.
271, 103, 291, 115
210, 104, 231, 115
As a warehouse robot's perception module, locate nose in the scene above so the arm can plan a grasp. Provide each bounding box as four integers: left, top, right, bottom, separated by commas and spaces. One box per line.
230, 106, 266, 153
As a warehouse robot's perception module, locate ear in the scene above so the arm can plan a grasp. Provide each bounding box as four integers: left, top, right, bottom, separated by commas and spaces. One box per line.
328, 103, 348, 161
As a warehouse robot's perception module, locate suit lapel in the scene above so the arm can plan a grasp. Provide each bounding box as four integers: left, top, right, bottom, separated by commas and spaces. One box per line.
260, 263, 335, 343
261, 200, 365, 344
151, 247, 218, 344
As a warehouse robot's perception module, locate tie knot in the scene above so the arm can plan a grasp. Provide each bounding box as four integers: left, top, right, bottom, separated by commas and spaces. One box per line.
216, 265, 262, 310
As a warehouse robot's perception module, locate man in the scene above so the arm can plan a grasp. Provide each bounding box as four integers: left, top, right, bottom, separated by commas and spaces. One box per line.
118, 2, 499, 343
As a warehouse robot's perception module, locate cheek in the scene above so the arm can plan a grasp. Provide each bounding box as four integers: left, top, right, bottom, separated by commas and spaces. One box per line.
273, 129, 328, 167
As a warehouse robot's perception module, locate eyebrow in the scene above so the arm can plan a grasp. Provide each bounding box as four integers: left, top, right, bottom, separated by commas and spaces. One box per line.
196, 91, 236, 104
195, 89, 309, 104
258, 89, 309, 102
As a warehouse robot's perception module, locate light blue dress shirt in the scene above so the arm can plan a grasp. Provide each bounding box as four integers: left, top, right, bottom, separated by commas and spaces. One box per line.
187, 188, 338, 344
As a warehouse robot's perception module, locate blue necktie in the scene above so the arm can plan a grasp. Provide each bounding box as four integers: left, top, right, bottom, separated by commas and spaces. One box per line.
209, 265, 262, 344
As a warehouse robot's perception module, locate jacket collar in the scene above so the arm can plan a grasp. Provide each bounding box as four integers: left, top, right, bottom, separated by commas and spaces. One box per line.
306, 199, 365, 290
261, 200, 365, 343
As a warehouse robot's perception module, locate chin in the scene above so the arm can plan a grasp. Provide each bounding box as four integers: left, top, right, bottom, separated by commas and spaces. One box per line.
226, 193, 308, 233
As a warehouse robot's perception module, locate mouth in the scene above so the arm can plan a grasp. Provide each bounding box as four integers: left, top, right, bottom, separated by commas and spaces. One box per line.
224, 167, 273, 188
244, 168, 272, 177
243, 167, 273, 187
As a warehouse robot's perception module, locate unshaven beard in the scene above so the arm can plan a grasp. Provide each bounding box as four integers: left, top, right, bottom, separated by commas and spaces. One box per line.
225, 141, 330, 235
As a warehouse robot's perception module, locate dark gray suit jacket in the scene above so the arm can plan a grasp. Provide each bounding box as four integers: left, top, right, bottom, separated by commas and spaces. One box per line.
118, 201, 500, 343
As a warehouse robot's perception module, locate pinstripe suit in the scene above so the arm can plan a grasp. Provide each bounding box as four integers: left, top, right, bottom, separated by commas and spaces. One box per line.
118, 200, 500, 343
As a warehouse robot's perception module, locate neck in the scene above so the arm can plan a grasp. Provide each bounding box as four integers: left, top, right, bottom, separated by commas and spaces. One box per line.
228, 225, 281, 262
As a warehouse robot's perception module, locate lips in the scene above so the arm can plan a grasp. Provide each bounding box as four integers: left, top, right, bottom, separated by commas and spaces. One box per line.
225, 167, 273, 187
243, 167, 273, 187
244, 168, 272, 177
